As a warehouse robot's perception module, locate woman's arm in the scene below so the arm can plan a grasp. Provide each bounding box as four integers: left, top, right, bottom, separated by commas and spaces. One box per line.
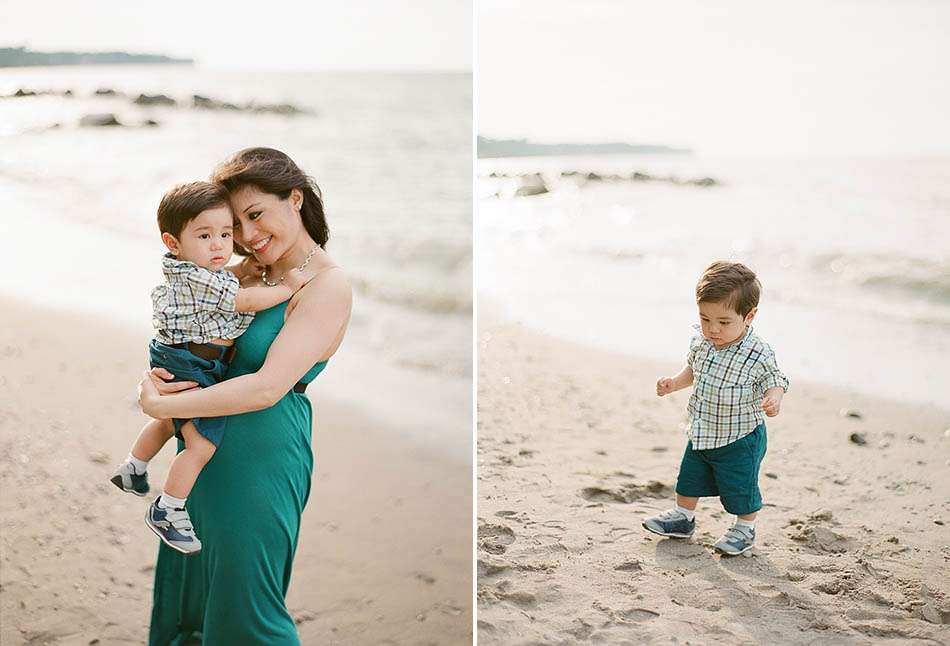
139, 269, 352, 419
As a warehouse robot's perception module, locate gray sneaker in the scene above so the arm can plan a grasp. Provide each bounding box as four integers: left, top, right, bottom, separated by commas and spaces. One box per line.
642, 509, 696, 538
714, 524, 755, 555
110, 461, 150, 496
145, 498, 202, 555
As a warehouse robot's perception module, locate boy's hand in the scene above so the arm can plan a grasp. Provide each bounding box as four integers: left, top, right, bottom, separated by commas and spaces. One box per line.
656, 377, 675, 397
761, 391, 783, 417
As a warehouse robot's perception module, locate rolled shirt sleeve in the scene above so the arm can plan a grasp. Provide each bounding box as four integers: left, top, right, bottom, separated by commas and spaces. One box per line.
757, 346, 789, 392
185, 267, 241, 313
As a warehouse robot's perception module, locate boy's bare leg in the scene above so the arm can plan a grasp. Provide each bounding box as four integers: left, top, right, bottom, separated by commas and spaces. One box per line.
130, 418, 176, 462
738, 512, 757, 521
111, 419, 174, 495
676, 494, 699, 510
162, 421, 216, 500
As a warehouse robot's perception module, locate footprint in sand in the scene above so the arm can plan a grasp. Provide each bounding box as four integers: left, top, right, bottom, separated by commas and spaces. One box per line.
477, 557, 511, 578
787, 524, 855, 553
579, 481, 672, 504
613, 559, 643, 572
619, 608, 660, 623
478, 522, 516, 555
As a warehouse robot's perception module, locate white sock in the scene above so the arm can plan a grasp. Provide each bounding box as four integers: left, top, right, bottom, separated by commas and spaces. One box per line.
159, 492, 187, 510
736, 518, 755, 530
676, 505, 695, 521
127, 453, 149, 475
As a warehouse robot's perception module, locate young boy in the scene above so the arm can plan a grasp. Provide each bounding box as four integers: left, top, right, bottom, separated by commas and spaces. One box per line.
110, 181, 308, 555
643, 261, 788, 555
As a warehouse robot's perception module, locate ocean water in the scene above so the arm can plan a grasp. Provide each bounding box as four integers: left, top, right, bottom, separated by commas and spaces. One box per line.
0, 65, 472, 379
478, 154, 950, 408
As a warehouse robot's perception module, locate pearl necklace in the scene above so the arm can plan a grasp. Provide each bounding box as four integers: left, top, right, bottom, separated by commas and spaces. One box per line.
261, 245, 318, 287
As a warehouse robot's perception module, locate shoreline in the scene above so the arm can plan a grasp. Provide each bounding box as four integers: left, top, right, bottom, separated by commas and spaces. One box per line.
0, 296, 472, 645
477, 318, 950, 644
477, 291, 949, 413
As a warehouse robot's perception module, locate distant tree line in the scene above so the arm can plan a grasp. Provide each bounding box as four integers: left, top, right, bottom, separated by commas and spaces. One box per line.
477, 136, 689, 158
0, 46, 192, 67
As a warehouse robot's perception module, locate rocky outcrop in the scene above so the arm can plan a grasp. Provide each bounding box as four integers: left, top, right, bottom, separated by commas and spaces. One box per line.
514, 174, 549, 197
192, 94, 240, 110
133, 93, 177, 106
79, 113, 122, 127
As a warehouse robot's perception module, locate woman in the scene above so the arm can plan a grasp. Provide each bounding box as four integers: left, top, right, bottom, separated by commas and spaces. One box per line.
137, 147, 352, 645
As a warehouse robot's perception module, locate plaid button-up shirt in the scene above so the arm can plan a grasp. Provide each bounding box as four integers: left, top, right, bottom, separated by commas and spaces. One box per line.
686, 325, 788, 450
151, 254, 254, 345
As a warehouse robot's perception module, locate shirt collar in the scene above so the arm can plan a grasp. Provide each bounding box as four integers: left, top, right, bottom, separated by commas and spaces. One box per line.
161, 253, 199, 277
693, 323, 754, 352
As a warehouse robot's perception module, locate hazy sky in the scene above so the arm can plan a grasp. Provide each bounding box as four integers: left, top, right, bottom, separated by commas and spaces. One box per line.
479, 0, 950, 155
0, 1, 471, 71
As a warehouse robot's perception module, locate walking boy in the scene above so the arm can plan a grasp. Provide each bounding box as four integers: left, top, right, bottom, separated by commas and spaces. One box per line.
643, 261, 788, 555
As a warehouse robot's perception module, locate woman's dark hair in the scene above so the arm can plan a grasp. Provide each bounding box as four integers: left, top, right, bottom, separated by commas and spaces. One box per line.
212, 147, 329, 255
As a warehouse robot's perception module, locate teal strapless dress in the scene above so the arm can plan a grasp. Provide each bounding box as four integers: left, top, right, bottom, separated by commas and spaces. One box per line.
148, 302, 327, 645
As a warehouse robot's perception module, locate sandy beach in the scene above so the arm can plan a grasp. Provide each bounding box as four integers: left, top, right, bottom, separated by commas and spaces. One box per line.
477, 320, 950, 644
0, 297, 472, 645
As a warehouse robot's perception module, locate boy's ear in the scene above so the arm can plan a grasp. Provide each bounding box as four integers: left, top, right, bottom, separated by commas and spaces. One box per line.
745, 306, 758, 324
162, 232, 181, 255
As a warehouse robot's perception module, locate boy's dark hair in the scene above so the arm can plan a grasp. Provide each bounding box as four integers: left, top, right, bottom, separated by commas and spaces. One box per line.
212, 147, 328, 256
157, 181, 229, 238
696, 261, 761, 316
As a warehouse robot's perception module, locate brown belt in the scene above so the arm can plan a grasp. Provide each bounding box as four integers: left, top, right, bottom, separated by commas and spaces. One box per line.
171, 342, 235, 363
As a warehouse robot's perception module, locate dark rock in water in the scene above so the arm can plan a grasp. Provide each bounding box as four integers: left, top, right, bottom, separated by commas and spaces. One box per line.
13, 88, 36, 97
689, 177, 718, 187
248, 101, 305, 115
515, 173, 549, 197
143, 119, 160, 127
63, 89, 73, 97
94, 88, 120, 96
849, 432, 867, 446
134, 93, 176, 106
840, 408, 863, 419
80, 113, 122, 127
192, 94, 240, 111
193, 94, 307, 115
561, 170, 579, 177
586, 172, 602, 181
631, 171, 653, 181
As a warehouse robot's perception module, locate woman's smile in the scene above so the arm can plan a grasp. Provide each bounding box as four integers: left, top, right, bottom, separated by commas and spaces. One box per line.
250, 235, 273, 254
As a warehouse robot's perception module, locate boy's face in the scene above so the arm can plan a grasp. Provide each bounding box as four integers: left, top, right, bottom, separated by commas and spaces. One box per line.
698, 300, 756, 349
162, 206, 234, 270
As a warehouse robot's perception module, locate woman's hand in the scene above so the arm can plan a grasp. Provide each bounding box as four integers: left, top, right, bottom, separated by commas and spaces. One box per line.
137, 368, 200, 419
138, 371, 163, 418
148, 367, 200, 394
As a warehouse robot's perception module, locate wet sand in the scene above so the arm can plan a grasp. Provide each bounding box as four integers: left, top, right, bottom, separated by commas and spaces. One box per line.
0, 297, 472, 645
477, 321, 950, 645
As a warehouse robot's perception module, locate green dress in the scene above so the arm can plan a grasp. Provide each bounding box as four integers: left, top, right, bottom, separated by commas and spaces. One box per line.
149, 302, 327, 645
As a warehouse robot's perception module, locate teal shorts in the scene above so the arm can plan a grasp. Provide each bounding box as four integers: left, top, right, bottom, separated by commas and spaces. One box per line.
675, 424, 767, 516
